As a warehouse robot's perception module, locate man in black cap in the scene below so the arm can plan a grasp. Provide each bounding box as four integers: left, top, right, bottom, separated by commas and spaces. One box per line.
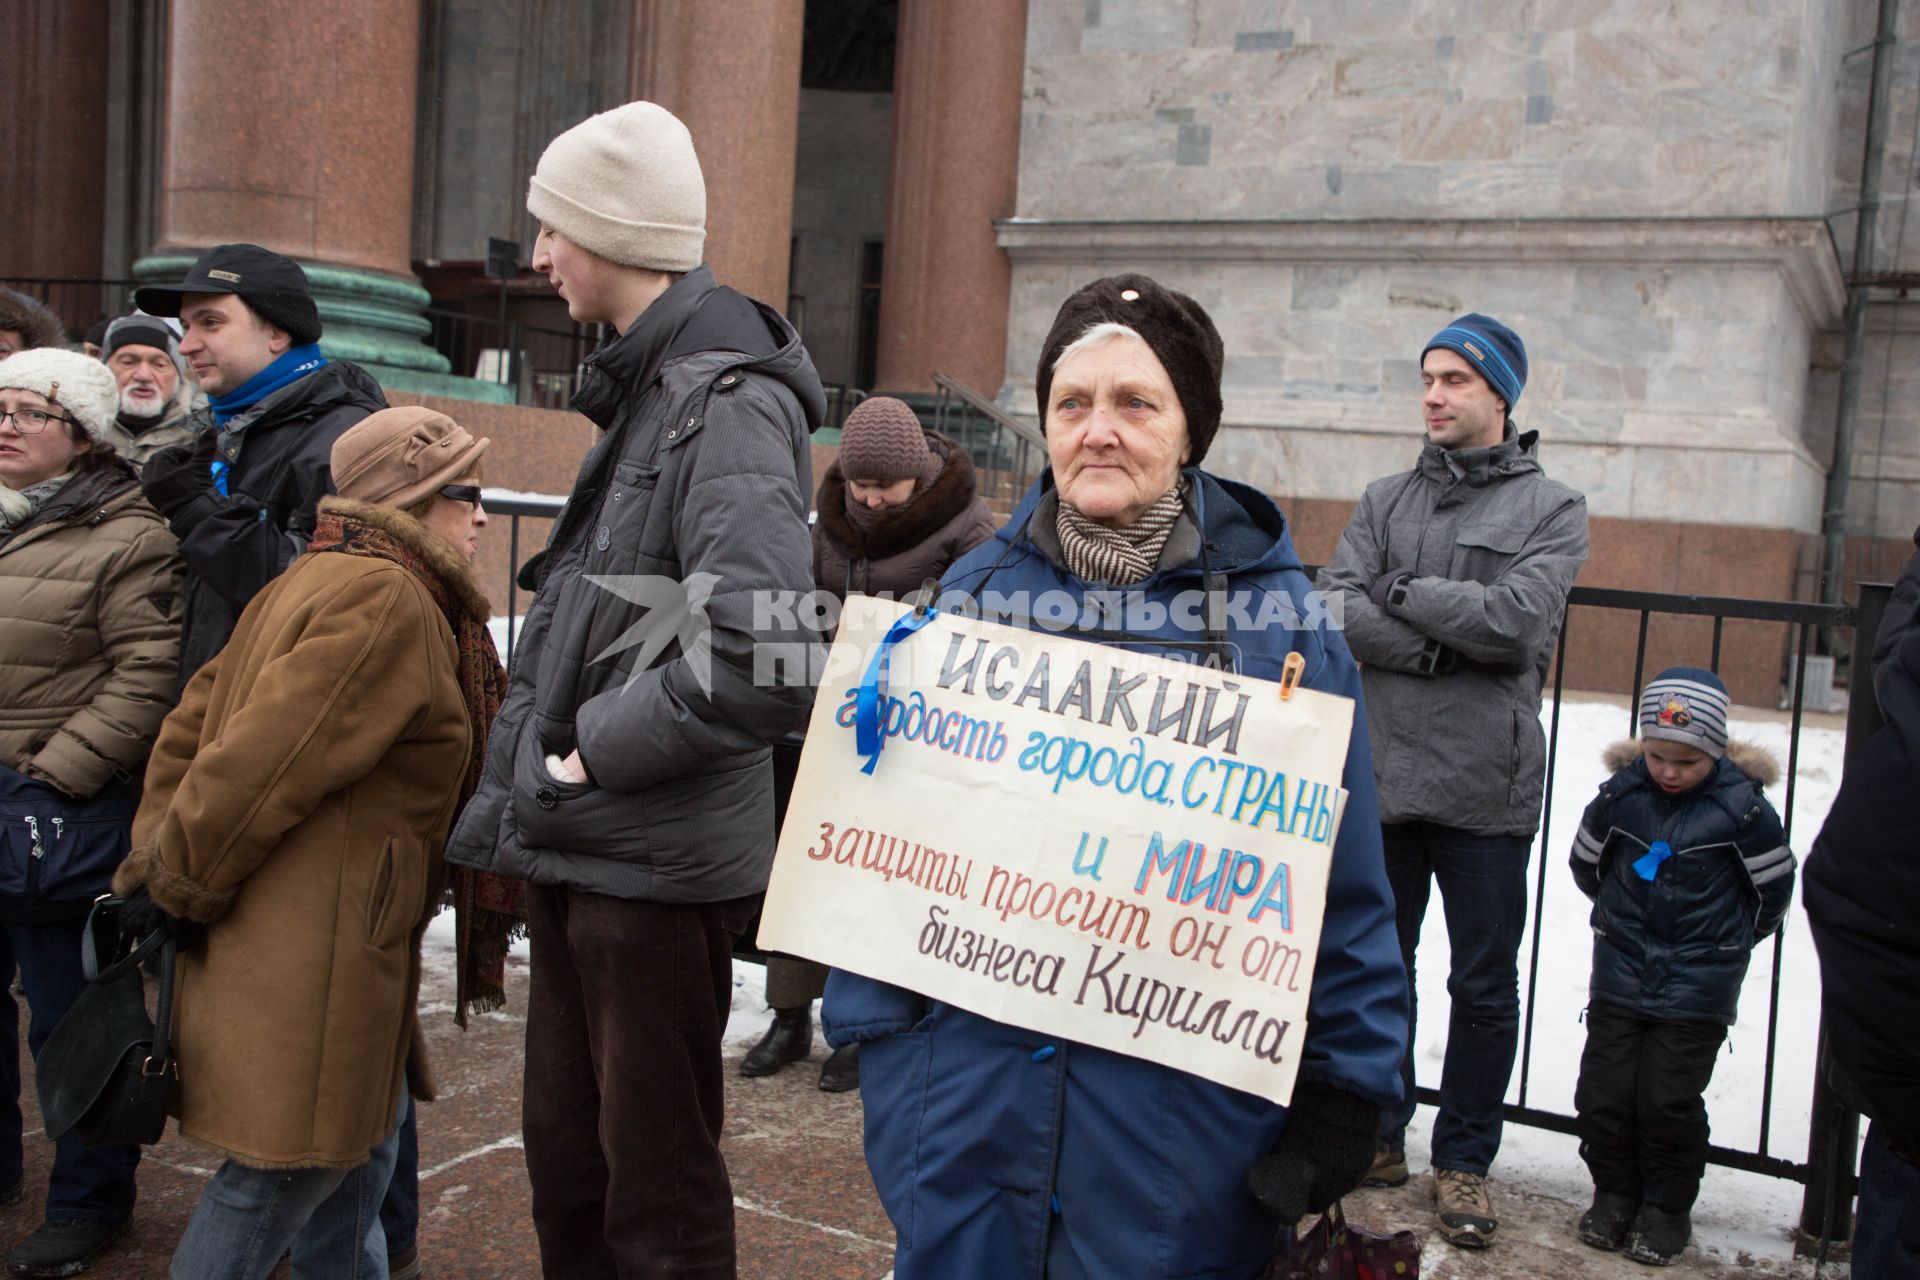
134, 243, 386, 684
101, 315, 201, 464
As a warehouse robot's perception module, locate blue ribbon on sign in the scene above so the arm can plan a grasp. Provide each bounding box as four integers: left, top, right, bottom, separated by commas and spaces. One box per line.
1632, 840, 1673, 882
854, 606, 941, 775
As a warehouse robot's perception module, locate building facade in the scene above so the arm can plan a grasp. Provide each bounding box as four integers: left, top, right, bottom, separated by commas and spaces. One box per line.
3, 0, 1913, 700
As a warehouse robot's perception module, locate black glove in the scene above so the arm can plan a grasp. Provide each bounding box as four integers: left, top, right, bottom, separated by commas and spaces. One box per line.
1368, 569, 1412, 610
1246, 1083, 1382, 1225
1416, 637, 1462, 677
118, 886, 207, 952
139, 436, 217, 518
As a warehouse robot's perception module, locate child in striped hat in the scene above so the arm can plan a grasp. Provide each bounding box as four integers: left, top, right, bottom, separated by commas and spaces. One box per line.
1566, 666, 1795, 1266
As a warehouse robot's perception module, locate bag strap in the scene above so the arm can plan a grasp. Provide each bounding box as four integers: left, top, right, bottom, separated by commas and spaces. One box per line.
143, 937, 178, 1078
89, 925, 168, 985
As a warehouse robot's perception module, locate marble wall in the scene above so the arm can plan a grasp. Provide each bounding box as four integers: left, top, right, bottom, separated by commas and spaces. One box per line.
1017, 0, 1845, 222
997, 0, 1884, 548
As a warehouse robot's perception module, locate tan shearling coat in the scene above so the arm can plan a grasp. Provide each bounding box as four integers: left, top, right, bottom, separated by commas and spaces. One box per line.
115, 500, 480, 1169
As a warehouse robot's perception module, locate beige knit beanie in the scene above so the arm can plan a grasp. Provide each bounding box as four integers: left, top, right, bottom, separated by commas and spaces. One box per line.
527, 101, 707, 271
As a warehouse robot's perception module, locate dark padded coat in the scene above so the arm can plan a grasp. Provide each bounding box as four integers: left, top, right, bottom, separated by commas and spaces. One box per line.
824, 470, 1407, 1280
1571, 739, 1794, 1025
446, 266, 824, 904
161, 361, 386, 685
1805, 540, 1920, 1153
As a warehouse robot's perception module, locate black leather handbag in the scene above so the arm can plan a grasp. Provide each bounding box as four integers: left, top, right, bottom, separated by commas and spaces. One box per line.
36, 896, 177, 1147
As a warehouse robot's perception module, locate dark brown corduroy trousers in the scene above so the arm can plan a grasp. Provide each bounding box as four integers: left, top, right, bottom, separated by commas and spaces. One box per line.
522, 883, 758, 1279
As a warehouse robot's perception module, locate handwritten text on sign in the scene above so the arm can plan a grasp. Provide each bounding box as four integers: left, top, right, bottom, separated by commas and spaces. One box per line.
758, 596, 1355, 1105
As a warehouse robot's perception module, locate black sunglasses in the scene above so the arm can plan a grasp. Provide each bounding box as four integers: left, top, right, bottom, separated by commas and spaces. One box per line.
438, 484, 483, 505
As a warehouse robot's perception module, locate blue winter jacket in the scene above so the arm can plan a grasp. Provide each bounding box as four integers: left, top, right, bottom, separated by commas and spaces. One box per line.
1570, 739, 1795, 1025
824, 469, 1408, 1280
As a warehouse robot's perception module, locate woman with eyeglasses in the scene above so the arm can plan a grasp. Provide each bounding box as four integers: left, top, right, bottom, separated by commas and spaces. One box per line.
0, 350, 182, 1277
112, 406, 507, 1278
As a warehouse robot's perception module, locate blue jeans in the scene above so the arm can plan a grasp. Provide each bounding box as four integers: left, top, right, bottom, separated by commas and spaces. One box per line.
1853, 1121, 1920, 1280
0, 915, 141, 1222
170, 1103, 404, 1280
1379, 820, 1532, 1176
378, 1097, 416, 1259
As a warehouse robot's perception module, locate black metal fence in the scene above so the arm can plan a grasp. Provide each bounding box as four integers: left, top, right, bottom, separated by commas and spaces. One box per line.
479, 485, 1874, 1249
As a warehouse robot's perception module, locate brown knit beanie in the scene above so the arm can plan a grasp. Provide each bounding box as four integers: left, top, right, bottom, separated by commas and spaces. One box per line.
1035, 273, 1225, 465
331, 406, 490, 508
838, 396, 933, 483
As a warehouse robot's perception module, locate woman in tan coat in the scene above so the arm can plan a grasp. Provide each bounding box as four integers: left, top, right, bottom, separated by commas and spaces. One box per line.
114, 406, 503, 1279
0, 350, 181, 1278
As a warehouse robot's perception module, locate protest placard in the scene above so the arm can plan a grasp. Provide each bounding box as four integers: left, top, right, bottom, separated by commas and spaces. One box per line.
758, 594, 1356, 1105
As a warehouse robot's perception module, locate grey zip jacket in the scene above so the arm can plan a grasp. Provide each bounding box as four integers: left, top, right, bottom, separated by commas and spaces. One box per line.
1318, 426, 1588, 836
446, 266, 825, 901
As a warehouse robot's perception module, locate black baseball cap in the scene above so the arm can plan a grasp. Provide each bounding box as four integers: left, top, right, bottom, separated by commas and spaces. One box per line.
135, 243, 323, 346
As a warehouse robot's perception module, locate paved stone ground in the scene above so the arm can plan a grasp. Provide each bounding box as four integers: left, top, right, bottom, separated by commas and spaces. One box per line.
8, 953, 1840, 1278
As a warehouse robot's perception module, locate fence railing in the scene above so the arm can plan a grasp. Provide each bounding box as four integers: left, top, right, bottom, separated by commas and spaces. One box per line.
931, 372, 1045, 509
479, 485, 1872, 1249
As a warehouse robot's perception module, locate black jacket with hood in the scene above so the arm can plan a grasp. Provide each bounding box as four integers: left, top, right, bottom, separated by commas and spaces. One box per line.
161, 361, 386, 684
1571, 739, 1794, 1025
447, 266, 824, 903
1805, 537, 1920, 1154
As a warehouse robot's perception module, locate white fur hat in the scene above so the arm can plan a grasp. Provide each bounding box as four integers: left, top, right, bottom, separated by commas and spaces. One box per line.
526, 101, 707, 272
0, 348, 127, 452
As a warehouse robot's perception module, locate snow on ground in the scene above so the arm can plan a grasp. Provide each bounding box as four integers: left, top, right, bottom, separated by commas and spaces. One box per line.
1395, 695, 1846, 1264
422, 692, 1851, 1264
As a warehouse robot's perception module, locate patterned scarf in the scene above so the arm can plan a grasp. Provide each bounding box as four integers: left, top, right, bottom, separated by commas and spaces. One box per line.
307, 502, 522, 1025
0, 474, 72, 533
1055, 483, 1186, 585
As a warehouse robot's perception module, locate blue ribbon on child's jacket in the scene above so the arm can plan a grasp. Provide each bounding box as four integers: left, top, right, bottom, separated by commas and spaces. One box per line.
854, 607, 940, 775
1632, 840, 1673, 881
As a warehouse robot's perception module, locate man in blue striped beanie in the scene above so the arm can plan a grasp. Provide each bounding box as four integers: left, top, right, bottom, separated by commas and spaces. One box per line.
1317, 310, 1589, 1248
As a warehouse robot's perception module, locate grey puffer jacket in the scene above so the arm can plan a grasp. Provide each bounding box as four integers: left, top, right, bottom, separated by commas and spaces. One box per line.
446, 266, 825, 903
1318, 427, 1588, 836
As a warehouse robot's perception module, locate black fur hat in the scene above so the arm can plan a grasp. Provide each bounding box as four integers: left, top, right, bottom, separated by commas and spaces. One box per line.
1035, 273, 1225, 465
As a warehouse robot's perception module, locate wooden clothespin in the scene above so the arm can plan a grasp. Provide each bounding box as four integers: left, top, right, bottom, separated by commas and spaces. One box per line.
1279, 651, 1305, 700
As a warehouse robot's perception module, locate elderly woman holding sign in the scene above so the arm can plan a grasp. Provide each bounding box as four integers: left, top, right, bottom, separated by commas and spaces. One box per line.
823, 275, 1408, 1278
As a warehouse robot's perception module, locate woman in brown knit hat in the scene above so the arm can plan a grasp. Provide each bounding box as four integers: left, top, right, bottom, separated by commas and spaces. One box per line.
114, 405, 506, 1277
741, 395, 996, 1092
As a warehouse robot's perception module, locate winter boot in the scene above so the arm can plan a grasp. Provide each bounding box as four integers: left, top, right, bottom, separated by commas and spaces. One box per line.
1577, 1190, 1638, 1251
1434, 1168, 1498, 1248
739, 1005, 813, 1078
818, 1041, 861, 1093
1621, 1203, 1691, 1266
1361, 1141, 1409, 1188
6, 1218, 129, 1277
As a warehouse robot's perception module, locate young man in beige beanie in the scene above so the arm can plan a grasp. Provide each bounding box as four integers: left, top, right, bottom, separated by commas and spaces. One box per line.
444, 100, 824, 1278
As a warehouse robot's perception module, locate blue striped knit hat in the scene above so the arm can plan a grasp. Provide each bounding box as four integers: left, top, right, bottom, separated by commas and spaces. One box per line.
1423, 313, 1527, 411
1639, 666, 1730, 760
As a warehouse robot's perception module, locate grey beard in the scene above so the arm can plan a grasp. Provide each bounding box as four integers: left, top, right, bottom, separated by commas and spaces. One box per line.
117, 392, 167, 424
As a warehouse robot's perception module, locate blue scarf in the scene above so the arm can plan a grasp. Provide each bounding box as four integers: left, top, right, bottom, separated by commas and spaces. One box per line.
208, 344, 328, 428
206, 344, 328, 495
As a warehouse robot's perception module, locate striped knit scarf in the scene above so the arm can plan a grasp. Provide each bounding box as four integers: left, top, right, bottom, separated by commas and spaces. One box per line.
1054, 483, 1186, 585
